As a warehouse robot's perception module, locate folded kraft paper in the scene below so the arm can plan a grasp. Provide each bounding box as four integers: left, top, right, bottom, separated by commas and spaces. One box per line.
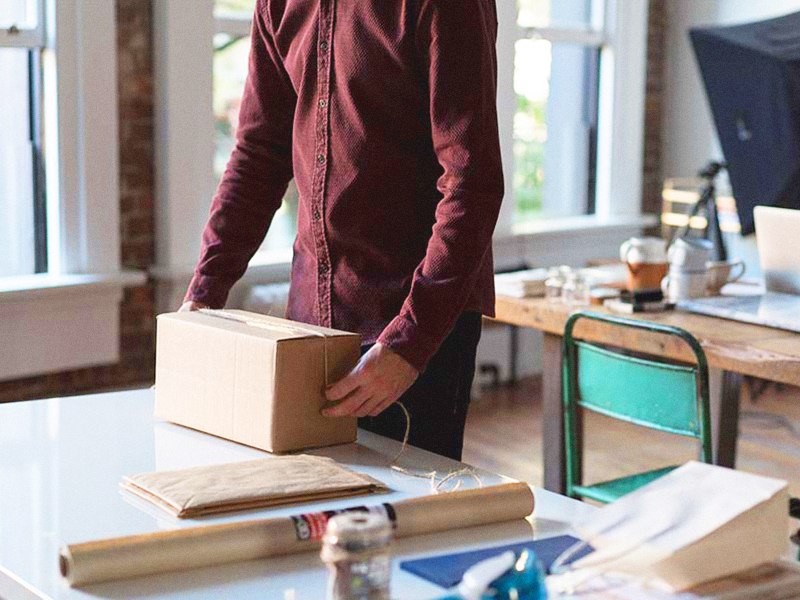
121, 456, 389, 518
155, 309, 361, 453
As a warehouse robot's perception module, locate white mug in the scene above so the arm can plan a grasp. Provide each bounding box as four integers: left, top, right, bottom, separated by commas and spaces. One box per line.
620, 237, 667, 265
706, 259, 746, 295
661, 270, 707, 303
668, 237, 714, 272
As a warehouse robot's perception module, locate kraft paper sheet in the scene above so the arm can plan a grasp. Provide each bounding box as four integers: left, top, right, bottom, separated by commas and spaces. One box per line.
62, 482, 535, 587
121, 455, 389, 518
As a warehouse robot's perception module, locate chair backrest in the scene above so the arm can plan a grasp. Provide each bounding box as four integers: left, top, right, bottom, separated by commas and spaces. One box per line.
562, 311, 713, 487
574, 341, 702, 435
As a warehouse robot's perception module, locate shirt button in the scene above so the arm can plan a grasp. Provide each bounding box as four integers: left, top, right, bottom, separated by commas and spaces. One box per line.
319, 262, 329, 274
320, 40, 328, 52
317, 154, 325, 164
313, 209, 321, 220
319, 98, 326, 108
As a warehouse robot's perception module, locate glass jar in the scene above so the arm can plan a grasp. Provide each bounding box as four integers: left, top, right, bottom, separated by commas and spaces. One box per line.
321, 512, 392, 600
562, 272, 590, 306
545, 266, 570, 302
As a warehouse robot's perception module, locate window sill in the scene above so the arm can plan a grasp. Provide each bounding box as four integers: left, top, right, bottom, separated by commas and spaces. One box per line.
0, 271, 147, 302
504, 213, 658, 241
493, 213, 659, 269
0, 271, 147, 381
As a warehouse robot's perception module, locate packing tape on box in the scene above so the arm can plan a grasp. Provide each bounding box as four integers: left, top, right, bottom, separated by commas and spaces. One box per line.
200, 309, 333, 385
60, 482, 534, 587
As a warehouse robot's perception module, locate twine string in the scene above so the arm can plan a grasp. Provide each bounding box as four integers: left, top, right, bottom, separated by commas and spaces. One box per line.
389, 401, 482, 494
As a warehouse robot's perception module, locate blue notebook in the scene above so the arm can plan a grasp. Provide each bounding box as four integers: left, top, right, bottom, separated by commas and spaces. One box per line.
399, 534, 593, 589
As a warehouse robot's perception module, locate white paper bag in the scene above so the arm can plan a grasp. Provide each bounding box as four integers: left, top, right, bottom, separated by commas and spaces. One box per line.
568, 462, 788, 592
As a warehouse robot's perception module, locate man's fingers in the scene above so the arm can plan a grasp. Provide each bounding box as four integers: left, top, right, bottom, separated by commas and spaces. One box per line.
323, 386, 371, 417
325, 371, 362, 402
179, 301, 208, 312
366, 396, 396, 418
354, 393, 390, 418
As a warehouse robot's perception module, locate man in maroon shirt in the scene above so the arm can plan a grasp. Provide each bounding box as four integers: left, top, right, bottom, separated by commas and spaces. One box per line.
182, 0, 503, 460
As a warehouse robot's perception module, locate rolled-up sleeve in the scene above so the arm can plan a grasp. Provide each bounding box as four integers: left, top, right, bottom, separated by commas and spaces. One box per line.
377, 0, 504, 372
185, 0, 296, 308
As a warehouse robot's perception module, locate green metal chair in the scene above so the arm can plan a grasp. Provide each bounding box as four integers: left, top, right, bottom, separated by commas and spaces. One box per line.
562, 310, 713, 503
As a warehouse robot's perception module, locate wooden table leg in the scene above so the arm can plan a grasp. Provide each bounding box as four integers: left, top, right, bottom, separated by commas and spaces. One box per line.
542, 332, 570, 494
709, 369, 742, 467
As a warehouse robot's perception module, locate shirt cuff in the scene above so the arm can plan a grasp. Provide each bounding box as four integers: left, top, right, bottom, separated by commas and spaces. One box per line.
184, 273, 237, 309
376, 314, 444, 374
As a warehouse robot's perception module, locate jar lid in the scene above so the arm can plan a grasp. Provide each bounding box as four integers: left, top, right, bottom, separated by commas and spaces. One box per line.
323, 512, 392, 552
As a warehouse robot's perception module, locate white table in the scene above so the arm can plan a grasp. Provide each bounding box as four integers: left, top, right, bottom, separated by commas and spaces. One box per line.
0, 389, 595, 600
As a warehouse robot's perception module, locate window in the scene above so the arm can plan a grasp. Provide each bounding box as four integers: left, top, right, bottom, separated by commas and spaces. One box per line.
213, 0, 298, 254
156, 0, 647, 282
513, 0, 604, 222
0, 0, 138, 381
0, 0, 46, 277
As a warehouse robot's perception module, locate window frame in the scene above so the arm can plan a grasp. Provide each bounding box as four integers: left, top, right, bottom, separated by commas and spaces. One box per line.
510, 25, 604, 223
0, 0, 46, 47
215, 15, 252, 39
0, 0, 47, 276
495, 0, 649, 238
213, 4, 300, 256
45, 0, 122, 276
0, 0, 146, 382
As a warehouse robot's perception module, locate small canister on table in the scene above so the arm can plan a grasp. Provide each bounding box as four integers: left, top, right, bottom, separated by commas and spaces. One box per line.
321, 511, 393, 600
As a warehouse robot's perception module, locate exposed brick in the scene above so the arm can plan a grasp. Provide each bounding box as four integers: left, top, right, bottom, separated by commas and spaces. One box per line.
641, 0, 667, 218
124, 215, 154, 239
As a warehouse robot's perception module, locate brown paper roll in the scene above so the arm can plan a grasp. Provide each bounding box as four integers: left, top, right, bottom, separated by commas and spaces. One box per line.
61, 482, 534, 587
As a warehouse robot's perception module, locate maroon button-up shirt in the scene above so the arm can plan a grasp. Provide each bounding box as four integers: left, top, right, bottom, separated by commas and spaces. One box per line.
186, 0, 504, 372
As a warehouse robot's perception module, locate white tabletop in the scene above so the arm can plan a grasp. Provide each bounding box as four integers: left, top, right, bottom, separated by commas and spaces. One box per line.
0, 389, 595, 600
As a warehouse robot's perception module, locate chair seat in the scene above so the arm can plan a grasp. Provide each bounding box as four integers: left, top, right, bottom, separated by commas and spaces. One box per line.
572, 466, 679, 504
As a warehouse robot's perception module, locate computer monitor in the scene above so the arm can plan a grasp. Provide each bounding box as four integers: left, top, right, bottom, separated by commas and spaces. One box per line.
691, 12, 800, 235
754, 206, 800, 295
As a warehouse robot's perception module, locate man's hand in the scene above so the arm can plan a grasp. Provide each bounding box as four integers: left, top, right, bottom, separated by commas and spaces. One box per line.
179, 301, 209, 312
323, 343, 418, 418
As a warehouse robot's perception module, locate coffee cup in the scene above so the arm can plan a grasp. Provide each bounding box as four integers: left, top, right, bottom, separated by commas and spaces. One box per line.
667, 237, 714, 272
661, 269, 707, 303
620, 237, 668, 292
706, 259, 746, 295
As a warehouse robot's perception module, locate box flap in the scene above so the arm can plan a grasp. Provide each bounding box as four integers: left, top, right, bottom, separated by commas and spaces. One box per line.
157, 310, 359, 342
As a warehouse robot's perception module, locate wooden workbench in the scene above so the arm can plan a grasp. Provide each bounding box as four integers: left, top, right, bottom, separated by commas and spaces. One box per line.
493, 295, 800, 494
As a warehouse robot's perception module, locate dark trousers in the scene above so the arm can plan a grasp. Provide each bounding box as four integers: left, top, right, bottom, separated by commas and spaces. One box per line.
358, 312, 482, 461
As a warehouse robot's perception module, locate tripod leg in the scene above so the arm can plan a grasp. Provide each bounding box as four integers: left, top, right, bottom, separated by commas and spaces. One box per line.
706, 191, 728, 261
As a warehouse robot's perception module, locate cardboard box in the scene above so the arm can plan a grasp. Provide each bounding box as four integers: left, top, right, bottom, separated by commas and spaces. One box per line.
155, 310, 360, 453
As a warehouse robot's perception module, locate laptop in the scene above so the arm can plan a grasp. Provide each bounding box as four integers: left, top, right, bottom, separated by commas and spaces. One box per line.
677, 206, 800, 333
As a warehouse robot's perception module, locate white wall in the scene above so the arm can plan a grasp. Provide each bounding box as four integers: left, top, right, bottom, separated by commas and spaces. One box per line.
662, 0, 800, 182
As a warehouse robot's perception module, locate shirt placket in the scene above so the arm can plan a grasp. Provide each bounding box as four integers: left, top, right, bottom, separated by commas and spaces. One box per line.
311, 0, 335, 327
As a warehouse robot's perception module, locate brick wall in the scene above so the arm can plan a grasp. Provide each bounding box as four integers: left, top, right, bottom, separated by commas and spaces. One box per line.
0, 0, 156, 402
642, 0, 667, 216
